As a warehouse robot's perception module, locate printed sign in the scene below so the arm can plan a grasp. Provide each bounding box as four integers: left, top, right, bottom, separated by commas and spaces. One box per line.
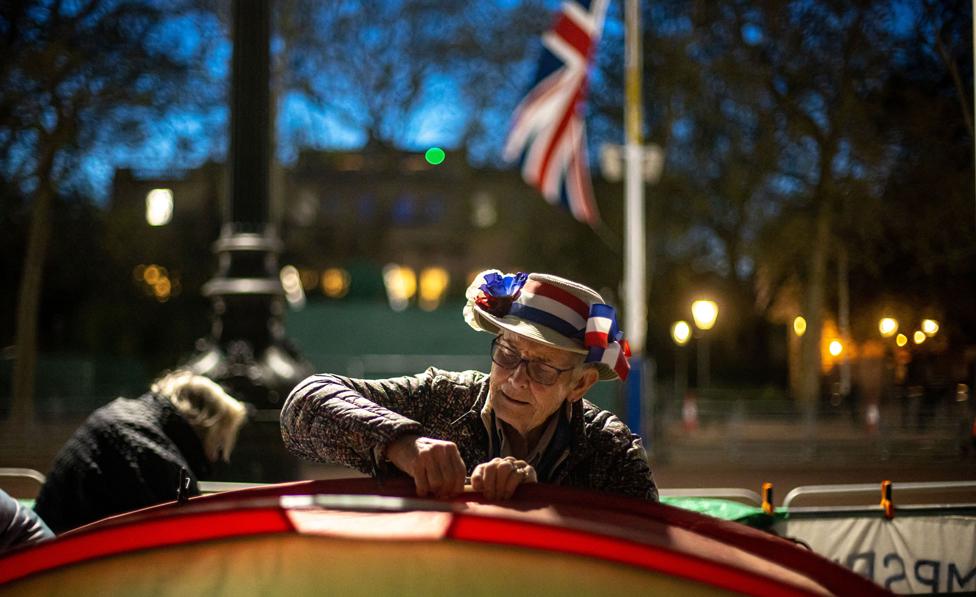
775, 514, 976, 594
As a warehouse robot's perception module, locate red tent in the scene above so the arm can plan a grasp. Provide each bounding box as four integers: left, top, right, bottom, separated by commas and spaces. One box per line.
1, 478, 887, 595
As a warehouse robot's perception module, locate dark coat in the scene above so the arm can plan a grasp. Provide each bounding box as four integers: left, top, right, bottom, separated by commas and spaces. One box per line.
34, 393, 210, 534
281, 368, 658, 500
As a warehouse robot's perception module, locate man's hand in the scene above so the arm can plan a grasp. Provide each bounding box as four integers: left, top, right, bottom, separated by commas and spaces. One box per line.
471, 457, 537, 500
385, 434, 466, 498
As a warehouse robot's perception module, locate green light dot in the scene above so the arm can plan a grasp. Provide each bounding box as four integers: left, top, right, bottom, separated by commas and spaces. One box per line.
425, 147, 446, 165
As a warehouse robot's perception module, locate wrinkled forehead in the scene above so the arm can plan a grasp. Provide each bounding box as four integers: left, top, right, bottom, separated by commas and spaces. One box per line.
498, 331, 583, 367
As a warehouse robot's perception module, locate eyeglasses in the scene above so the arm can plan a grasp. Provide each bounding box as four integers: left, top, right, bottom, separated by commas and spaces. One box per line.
490, 338, 575, 386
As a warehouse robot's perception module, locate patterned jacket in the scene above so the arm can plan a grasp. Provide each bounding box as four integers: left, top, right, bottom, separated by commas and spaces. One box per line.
281, 368, 658, 500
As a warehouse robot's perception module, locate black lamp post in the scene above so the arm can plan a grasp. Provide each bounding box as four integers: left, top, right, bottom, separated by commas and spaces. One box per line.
184, 0, 311, 482
691, 299, 718, 391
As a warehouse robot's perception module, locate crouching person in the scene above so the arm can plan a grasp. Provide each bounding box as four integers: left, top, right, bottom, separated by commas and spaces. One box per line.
34, 371, 247, 533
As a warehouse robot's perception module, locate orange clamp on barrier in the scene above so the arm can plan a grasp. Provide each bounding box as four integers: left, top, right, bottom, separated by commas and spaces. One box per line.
880, 480, 894, 519
761, 482, 774, 515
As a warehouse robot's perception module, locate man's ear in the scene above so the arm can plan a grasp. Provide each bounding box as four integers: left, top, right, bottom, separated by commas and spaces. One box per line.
566, 366, 600, 403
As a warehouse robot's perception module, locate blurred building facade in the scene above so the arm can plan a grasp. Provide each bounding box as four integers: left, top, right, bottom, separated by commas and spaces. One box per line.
110, 145, 607, 309
107, 145, 629, 419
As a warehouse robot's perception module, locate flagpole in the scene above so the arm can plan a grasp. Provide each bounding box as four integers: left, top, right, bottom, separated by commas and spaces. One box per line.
624, 0, 647, 355
624, 0, 645, 355
623, 0, 647, 437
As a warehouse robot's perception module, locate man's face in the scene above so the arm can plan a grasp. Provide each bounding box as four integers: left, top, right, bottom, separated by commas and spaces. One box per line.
488, 331, 597, 436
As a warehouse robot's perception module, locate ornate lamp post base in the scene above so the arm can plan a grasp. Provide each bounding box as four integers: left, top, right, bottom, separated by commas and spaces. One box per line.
185, 227, 311, 482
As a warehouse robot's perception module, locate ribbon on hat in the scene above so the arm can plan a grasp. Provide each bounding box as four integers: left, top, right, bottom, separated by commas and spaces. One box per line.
584, 303, 620, 349
583, 304, 631, 380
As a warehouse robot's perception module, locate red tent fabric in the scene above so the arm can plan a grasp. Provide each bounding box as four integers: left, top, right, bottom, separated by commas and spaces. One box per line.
0, 478, 888, 596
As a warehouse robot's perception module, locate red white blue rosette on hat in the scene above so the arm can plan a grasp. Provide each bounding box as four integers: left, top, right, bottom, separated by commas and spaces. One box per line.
474, 271, 528, 317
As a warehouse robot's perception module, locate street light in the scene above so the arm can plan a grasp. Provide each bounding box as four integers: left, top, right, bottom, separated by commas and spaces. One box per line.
913, 330, 926, 345
671, 320, 691, 407
690, 299, 718, 390
877, 318, 900, 433
921, 319, 939, 337
691, 300, 718, 331
671, 321, 691, 346
879, 318, 898, 338
793, 316, 807, 337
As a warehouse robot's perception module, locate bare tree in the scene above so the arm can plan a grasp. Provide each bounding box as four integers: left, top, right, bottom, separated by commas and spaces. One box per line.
275, 0, 548, 156
1, 0, 219, 424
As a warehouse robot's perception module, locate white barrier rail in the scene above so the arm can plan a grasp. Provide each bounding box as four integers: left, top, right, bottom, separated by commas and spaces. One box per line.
0, 467, 46, 487
783, 480, 976, 509
659, 487, 762, 505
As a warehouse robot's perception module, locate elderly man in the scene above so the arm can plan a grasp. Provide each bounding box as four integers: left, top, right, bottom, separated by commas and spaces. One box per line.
281, 270, 657, 501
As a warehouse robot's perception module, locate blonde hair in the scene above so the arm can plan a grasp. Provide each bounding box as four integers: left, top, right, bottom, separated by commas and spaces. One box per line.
151, 370, 248, 463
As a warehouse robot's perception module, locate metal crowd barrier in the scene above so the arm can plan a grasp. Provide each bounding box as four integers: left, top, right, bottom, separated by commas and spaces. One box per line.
0, 468, 46, 487
658, 487, 762, 505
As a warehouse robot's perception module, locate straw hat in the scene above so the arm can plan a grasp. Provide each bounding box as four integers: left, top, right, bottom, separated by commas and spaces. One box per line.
463, 270, 629, 381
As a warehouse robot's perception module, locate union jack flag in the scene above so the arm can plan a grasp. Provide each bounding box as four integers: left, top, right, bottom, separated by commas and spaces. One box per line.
504, 0, 609, 226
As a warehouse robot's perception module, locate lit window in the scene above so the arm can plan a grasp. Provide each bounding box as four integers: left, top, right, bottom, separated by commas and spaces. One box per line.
321, 268, 351, 299
146, 189, 173, 226
382, 264, 416, 311
419, 267, 450, 311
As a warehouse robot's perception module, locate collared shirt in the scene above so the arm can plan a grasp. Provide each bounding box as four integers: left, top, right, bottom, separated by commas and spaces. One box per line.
481, 397, 572, 479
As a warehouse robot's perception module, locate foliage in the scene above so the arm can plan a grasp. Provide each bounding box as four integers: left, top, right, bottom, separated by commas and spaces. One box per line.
0, 0, 224, 410
0, 0, 223, 194
598, 0, 973, 388
2, 0, 973, 401
274, 0, 549, 160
